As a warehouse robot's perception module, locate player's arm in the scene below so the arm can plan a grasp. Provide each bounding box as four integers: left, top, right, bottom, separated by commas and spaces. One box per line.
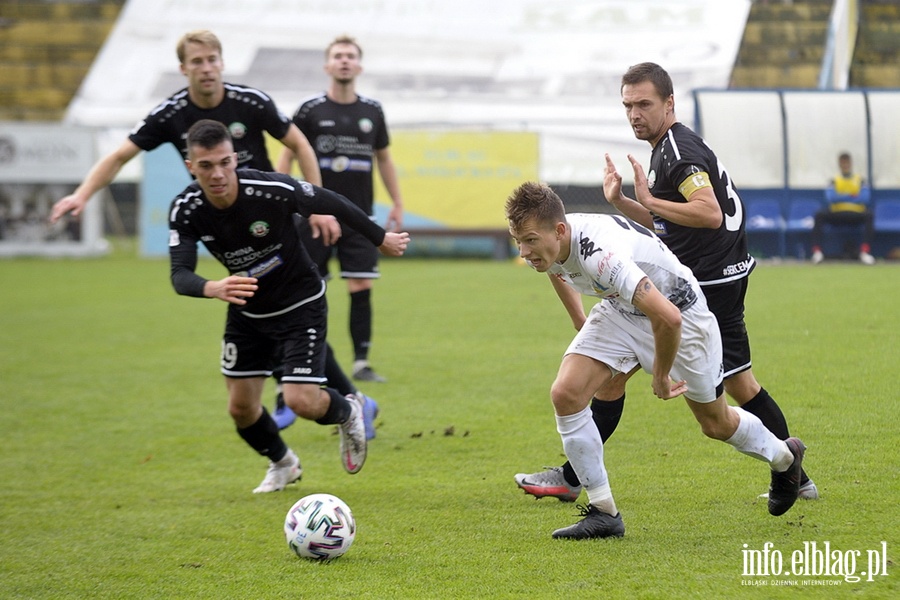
279, 124, 321, 186
297, 184, 409, 256
276, 125, 342, 244
549, 273, 587, 331
276, 145, 295, 175
374, 146, 404, 231
49, 139, 142, 222
603, 153, 655, 229
168, 229, 257, 305
628, 155, 722, 229
202, 276, 258, 305
629, 276, 686, 400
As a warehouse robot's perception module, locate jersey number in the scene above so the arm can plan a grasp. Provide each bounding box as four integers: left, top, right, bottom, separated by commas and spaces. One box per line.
718, 159, 743, 232
221, 341, 238, 370
611, 215, 654, 237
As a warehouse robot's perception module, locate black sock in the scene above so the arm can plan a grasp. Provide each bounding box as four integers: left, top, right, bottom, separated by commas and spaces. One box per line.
741, 388, 789, 439
237, 407, 287, 462
593, 394, 626, 442
741, 388, 810, 485
561, 395, 626, 487
315, 388, 353, 425
349, 289, 372, 362
325, 343, 356, 396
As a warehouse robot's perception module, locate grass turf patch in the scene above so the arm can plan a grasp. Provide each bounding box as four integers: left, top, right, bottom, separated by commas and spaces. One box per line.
1, 249, 897, 598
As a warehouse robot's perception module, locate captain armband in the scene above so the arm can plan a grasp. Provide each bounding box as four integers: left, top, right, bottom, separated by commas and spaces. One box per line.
677, 171, 712, 200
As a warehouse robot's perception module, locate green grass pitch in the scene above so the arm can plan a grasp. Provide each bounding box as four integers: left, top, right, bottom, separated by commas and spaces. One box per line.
1, 246, 897, 599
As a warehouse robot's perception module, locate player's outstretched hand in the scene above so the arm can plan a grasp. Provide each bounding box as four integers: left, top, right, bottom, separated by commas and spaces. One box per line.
652, 375, 688, 400
205, 275, 258, 305
379, 231, 410, 257
602, 154, 624, 205
627, 154, 652, 208
308, 214, 342, 246
49, 193, 88, 223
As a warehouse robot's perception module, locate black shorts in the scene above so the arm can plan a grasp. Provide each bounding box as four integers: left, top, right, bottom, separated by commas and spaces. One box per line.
300, 218, 380, 280
221, 296, 329, 385
701, 277, 752, 379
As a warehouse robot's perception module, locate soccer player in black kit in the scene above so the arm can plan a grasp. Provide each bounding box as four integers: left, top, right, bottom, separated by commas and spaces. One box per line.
50, 30, 377, 437
168, 120, 409, 493
515, 62, 816, 516
50, 29, 321, 222
279, 35, 405, 385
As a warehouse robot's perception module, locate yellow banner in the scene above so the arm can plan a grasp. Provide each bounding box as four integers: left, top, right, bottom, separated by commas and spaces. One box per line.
269, 130, 539, 228
377, 130, 538, 227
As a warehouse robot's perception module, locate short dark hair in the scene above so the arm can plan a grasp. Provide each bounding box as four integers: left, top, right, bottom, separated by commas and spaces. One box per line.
186, 119, 230, 152
505, 181, 566, 232
622, 62, 673, 100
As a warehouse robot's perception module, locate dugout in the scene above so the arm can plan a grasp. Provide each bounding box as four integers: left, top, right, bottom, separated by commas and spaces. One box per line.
695, 88, 900, 259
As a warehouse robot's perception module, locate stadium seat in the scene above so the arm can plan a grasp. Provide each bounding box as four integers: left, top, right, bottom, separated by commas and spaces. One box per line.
784, 198, 822, 259
785, 199, 822, 231
873, 199, 900, 258
874, 199, 900, 232
745, 199, 785, 257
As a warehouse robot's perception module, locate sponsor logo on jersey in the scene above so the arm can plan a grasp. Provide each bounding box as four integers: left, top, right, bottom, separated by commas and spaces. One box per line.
721, 258, 753, 277
316, 135, 337, 153
647, 169, 657, 189
578, 234, 602, 259
299, 181, 315, 197
331, 155, 350, 173
168, 229, 180, 247
229, 122, 247, 140
201, 235, 215, 242
247, 254, 283, 278
249, 220, 270, 237
319, 120, 336, 127
223, 243, 283, 269
358, 118, 373, 133
292, 367, 312, 375
653, 220, 668, 236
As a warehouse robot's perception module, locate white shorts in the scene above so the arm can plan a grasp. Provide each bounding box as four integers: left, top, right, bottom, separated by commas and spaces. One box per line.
565, 299, 724, 403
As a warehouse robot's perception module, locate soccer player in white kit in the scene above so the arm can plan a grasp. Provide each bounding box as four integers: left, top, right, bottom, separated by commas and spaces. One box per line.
505, 181, 806, 539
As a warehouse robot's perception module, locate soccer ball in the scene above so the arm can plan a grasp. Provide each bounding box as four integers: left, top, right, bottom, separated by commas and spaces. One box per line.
284, 493, 356, 560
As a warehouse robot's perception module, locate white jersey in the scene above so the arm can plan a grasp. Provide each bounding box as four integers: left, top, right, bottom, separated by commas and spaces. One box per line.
547, 213, 702, 317
546, 213, 723, 401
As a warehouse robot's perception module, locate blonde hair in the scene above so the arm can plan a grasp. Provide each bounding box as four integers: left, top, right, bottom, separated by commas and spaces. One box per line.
325, 34, 363, 59
177, 30, 222, 64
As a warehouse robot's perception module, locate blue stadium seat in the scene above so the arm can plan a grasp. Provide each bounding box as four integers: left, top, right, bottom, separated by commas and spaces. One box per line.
785, 199, 822, 232
784, 198, 822, 259
745, 199, 785, 257
874, 199, 900, 232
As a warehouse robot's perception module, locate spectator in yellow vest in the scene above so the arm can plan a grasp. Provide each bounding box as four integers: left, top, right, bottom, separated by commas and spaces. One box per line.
811, 152, 875, 265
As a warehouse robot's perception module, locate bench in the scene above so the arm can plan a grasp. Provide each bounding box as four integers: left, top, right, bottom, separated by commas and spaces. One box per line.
406, 228, 515, 260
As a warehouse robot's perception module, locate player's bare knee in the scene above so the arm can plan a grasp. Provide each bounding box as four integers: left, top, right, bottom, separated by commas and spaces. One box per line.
282, 384, 323, 419
696, 409, 739, 441
698, 420, 729, 440
550, 380, 588, 416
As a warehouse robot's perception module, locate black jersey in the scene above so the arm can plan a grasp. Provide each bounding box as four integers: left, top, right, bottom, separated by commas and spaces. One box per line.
168, 169, 386, 317
129, 83, 292, 171
647, 122, 754, 286
291, 93, 390, 215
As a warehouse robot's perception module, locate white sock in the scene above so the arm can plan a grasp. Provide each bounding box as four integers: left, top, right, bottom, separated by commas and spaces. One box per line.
725, 407, 793, 471
556, 406, 617, 515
